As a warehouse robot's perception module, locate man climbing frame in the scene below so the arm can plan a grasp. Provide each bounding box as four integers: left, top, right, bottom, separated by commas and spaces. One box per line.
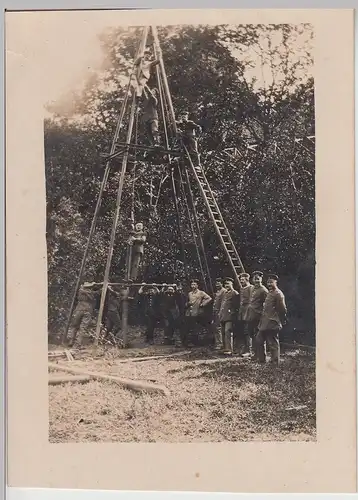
132, 51, 160, 98
104, 285, 122, 339
141, 86, 160, 146
68, 281, 103, 348
127, 222, 147, 281
177, 112, 202, 167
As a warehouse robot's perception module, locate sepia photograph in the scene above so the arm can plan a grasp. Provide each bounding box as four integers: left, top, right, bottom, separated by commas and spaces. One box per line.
45, 20, 316, 443
6, 6, 356, 492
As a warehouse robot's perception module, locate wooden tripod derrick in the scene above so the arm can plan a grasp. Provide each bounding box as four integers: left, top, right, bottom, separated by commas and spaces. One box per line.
63, 25, 246, 349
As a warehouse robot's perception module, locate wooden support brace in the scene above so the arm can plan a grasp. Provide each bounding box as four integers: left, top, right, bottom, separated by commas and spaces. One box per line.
48, 362, 170, 396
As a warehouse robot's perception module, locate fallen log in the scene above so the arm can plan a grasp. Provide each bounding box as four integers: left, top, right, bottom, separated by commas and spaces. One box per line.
115, 350, 192, 364
49, 375, 92, 386
48, 362, 170, 396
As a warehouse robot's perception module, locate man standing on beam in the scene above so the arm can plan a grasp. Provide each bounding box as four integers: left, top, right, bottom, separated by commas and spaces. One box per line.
177, 112, 202, 168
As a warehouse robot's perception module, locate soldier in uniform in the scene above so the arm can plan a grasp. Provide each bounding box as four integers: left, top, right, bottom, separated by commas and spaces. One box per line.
237, 272, 254, 355
104, 285, 122, 339
212, 278, 226, 350
256, 274, 287, 365
174, 283, 187, 347
68, 281, 102, 348
161, 285, 181, 345
246, 271, 268, 358
218, 277, 240, 355
138, 283, 161, 343
184, 279, 212, 347
177, 112, 202, 167
128, 222, 147, 281
141, 86, 160, 146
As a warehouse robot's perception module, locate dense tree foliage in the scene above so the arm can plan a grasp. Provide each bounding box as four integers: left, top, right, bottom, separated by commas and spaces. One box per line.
45, 23, 315, 339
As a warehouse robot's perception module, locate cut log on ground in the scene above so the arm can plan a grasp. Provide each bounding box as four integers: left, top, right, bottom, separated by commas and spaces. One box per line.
115, 350, 192, 364
49, 375, 92, 386
48, 362, 170, 396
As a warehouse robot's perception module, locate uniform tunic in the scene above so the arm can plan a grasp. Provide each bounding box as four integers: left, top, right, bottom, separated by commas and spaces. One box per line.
212, 287, 226, 347
69, 286, 99, 346
105, 289, 121, 336
129, 230, 147, 281
247, 285, 268, 323
178, 119, 202, 164
142, 93, 158, 123
256, 287, 287, 364
179, 120, 202, 138
140, 289, 161, 341
259, 288, 287, 331
76, 288, 97, 312
219, 289, 239, 323
238, 284, 254, 321
213, 288, 226, 317
218, 289, 239, 352
162, 292, 180, 320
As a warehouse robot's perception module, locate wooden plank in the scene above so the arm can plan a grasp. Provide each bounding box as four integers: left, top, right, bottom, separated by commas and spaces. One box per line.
64, 350, 75, 362
48, 362, 170, 396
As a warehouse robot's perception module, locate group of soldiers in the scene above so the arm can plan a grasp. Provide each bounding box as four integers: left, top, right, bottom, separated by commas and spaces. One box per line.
67, 270, 287, 365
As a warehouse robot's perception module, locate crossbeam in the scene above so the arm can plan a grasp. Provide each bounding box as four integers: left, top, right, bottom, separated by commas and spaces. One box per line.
101, 142, 182, 162
94, 282, 178, 288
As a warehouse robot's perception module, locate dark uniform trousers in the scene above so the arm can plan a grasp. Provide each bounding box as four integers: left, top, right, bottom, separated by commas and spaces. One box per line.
247, 318, 261, 356
212, 314, 222, 348
163, 312, 177, 342
183, 137, 200, 165
183, 315, 205, 346
145, 119, 159, 145
105, 309, 121, 338
69, 307, 92, 347
130, 251, 143, 281
256, 328, 281, 364
144, 313, 160, 341
220, 320, 234, 353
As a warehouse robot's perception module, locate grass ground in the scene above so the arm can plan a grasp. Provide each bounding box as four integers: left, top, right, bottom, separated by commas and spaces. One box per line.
49, 328, 316, 443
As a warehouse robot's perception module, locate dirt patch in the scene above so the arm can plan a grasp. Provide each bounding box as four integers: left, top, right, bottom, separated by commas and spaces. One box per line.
49, 345, 316, 443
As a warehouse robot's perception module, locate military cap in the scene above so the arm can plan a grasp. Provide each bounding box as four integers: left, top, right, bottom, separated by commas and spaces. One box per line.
215, 277, 223, 283
239, 272, 250, 279
252, 271, 263, 277
267, 273, 279, 281
224, 277, 234, 283
190, 278, 199, 284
